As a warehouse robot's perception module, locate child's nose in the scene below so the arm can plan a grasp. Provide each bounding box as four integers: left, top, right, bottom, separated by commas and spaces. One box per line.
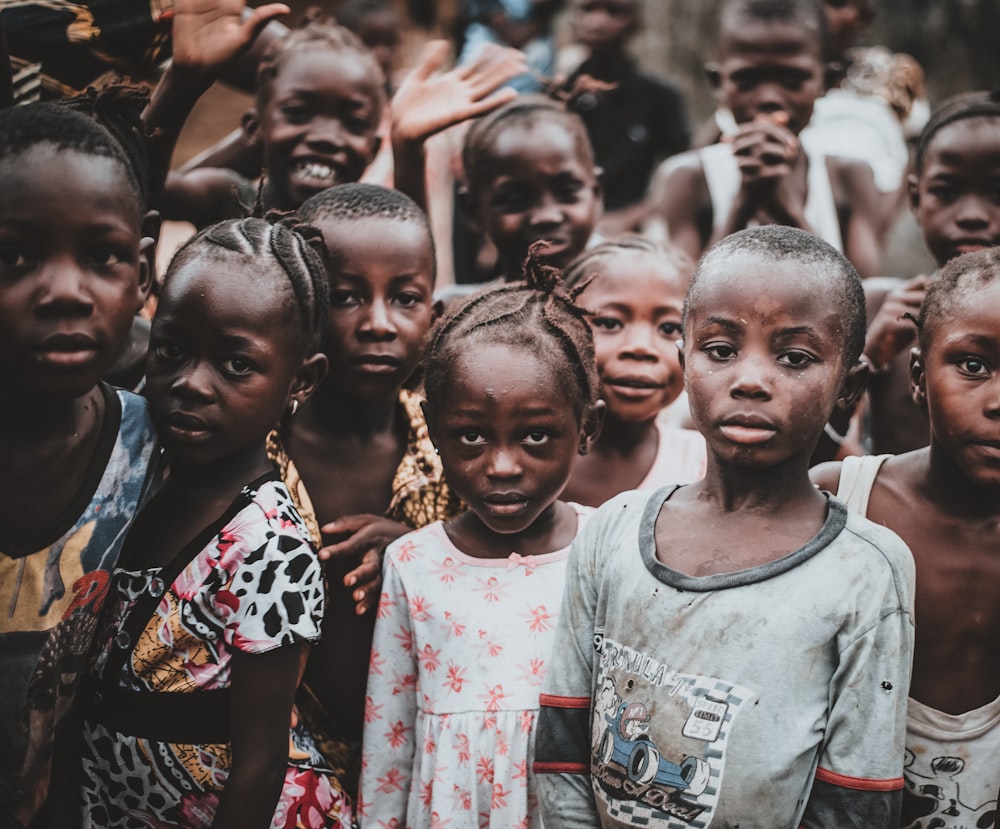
954, 194, 991, 227
486, 445, 523, 479
305, 116, 346, 150
38, 258, 94, 315
729, 353, 773, 399
359, 299, 396, 338
529, 197, 564, 227
621, 323, 659, 359
172, 361, 215, 401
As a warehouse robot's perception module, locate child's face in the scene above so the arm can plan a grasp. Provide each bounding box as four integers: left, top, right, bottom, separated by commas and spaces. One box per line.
714, 17, 826, 135
571, 0, 638, 53
353, 9, 401, 80
251, 48, 382, 210
472, 120, 601, 275
147, 257, 305, 470
429, 342, 593, 535
913, 278, 1000, 488
912, 117, 1000, 268
316, 215, 435, 401
823, 0, 874, 57
577, 252, 686, 424
0, 146, 147, 400
682, 254, 851, 468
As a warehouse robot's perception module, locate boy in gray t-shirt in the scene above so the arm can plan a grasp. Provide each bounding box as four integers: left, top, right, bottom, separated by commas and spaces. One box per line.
535, 226, 915, 829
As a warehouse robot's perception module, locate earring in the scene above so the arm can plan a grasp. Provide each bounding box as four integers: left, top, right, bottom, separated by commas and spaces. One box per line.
289, 398, 299, 416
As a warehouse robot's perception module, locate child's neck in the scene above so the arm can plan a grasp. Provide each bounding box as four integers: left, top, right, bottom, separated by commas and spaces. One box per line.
446, 501, 578, 560
594, 414, 657, 455
302, 382, 402, 440
581, 46, 630, 75
922, 443, 1000, 517
701, 455, 820, 514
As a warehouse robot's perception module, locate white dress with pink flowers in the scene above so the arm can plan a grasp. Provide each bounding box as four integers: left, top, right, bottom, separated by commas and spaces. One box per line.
359, 508, 590, 829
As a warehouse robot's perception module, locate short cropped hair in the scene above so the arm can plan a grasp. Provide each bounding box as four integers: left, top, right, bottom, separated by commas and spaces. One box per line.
719, 0, 829, 57
684, 226, 866, 367
917, 247, 1000, 350
914, 90, 1000, 176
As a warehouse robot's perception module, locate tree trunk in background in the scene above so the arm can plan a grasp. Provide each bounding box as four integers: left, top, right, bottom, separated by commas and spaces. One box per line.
631, 0, 1000, 125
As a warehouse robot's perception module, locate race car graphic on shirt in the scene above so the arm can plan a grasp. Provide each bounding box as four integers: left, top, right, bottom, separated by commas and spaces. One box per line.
591, 634, 754, 828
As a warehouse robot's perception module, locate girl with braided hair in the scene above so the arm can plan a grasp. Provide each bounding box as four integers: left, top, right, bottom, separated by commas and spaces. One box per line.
359, 247, 604, 828
79, 217, 352, 828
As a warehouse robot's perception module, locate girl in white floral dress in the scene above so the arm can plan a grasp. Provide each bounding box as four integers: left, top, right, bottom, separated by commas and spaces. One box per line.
359, 253, 604, 828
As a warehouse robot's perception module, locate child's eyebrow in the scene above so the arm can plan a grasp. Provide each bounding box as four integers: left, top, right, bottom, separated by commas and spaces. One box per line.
772, 325, 824, 347
941, 332, 1000, 350
695, 316, 742, 333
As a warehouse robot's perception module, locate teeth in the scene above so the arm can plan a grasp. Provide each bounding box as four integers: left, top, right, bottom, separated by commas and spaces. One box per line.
296, 162, 335, 181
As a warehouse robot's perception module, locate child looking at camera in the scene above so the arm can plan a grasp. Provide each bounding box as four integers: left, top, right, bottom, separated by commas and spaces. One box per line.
561, 237, 705, 506
0, 100, 158, 828
650, 0, 882, 278
536, 226, 915, 829
359, 254, 603, 828
813, 248, 1000, 829
79, 217, 349, 828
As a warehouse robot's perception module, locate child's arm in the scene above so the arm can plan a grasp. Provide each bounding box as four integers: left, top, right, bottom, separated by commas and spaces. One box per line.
534, 514, 603, 829
834, 158, 883, 279
862, 275, 929, 370
212, 643, 306, 829
358, 548, 419, 827
143, 0, 288, 218
390, 40, 527, 211
647, 153, 713, 262
800, 533, 915, 829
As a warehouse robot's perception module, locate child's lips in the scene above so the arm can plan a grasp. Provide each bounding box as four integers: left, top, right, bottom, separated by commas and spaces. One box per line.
290, 158, 344, 189
164, 411, 212, 442
719, 416, 778, 444
604, 376, 666, 400
34, 333, 99, 367
481, 493, 530, 516
352, 353, 402, 374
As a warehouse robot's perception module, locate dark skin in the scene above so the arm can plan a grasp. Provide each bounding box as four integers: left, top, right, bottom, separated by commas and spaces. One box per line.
561, 251, 691, 506
865, 116, 1000, 454
812, 283, 1000, 714
280, 215, 437, 744
135, 256, 326, 829
650, 17, 882, 278
658, 253, 867, 577
0, 148, 153, 556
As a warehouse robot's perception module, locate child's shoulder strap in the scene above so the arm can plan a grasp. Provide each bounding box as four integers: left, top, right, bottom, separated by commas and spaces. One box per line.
835, 454, 892, 515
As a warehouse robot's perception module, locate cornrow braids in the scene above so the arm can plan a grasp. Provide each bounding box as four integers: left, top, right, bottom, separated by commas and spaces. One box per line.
167, 215, 331, 354
914, 90, 1000, 176
916, 247, 1000, 351
0, 97, 144, 209
461, 94, 595, 198
562, 235, 695, 292
424, 243, 599, 421
255, 15, 386, 119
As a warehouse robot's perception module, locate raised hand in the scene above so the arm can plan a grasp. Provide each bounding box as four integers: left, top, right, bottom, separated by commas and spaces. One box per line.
170, 0, 290, 76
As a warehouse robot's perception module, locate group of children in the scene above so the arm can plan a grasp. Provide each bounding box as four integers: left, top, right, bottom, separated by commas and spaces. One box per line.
2, 0, 999, 828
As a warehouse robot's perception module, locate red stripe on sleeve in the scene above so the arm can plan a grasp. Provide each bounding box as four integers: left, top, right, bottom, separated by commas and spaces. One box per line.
539, 694, 591, 709
534, 761, 589, 775
815, 767, 904, 792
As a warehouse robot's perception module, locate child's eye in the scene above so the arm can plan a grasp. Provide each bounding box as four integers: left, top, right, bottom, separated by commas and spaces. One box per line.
554, 182, 584, 203
957, 356, 990, 376
89, 247, 126, 267
345, 115, 373, 134
704, 343, 736, 360
395, 292, 426, 309
153, 342, 184, 362
928, 185, 955, 203
0, 246, 31, 270
330, 289, 361, 306
523, 430, 550, 446
658, 322, 682, 339
778, 350, 815, 368
222, 356, 254, 376
459, 431, 486, 446
280, 105, 311, 124
491, 188, 530, 213
590, 316, 623, 331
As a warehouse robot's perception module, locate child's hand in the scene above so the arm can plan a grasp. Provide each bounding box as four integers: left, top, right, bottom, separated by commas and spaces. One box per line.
729, 113, 809, 227
864, 275, 930, 368
390, 40, 528, 147
319, 515, 410, 615
170, 0, 289, 78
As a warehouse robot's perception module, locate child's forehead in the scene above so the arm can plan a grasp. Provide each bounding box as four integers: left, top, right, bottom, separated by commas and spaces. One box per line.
718, 14, 824, 59
265, 45, 383, 102
582, 251, 688, 297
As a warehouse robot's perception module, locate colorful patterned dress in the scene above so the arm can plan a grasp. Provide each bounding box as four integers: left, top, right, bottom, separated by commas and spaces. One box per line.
79, 474, 349, 829
359, 507, 589, 829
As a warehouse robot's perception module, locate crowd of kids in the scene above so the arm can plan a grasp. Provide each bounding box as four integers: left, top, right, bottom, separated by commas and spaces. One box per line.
1, 0, 998, 828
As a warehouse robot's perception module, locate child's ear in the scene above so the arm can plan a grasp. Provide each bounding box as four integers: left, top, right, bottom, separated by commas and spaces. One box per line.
837, 358, 869, 410
431, 298, 445, 322
578, 400, 606, 455
909, 347, 928, 408
289, 353, 329, 413
138, 210, 161, 308
907, 173, 921, 218
704, 62, 721, 91
242, 108, 262, 147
